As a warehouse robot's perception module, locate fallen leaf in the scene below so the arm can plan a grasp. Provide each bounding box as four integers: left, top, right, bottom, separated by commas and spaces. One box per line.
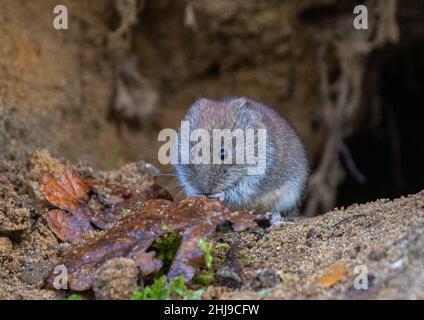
168, 223, 215, 282
40, 170, 94, 240
40, 170, 87, 212
45, 197, 264, 291
140, 183, 173, 202
45, 210, 82, 243
216, 246, 243, 288
40, 169, 265, 291
58, 170, 89, 202
40, 169, 173, 242
132, 250, 163, 277
89, 182, 172, 229
316, 263, 348, 287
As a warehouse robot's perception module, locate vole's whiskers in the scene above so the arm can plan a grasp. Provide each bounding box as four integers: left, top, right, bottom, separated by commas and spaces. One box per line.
153, 173, 178, 177
158, 181, 180, 192
174, 188, 186, 201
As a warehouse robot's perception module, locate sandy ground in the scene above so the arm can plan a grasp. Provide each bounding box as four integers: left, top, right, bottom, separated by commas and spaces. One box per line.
205, 191, 424, 299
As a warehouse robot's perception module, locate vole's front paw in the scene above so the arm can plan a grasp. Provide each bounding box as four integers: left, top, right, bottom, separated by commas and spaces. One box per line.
270, 212, 281, 226
269, 212, 295, 228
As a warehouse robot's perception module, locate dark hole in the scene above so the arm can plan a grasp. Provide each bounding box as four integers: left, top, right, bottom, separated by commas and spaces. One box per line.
311, 119, 322, 133
336, 44, 424, 207
207, 61, 221, 77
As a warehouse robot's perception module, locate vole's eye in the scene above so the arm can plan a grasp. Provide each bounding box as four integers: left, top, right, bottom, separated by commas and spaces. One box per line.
220, 148, 226, 161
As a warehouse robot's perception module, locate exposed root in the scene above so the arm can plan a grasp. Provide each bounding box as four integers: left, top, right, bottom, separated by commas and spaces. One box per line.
305, 0, 399, 215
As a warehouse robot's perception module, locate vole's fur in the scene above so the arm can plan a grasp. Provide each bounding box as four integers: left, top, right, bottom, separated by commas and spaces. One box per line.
173, 97, 309, 222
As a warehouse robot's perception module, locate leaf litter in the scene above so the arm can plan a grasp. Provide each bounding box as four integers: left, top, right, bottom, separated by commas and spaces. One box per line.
40, 169, 266, 292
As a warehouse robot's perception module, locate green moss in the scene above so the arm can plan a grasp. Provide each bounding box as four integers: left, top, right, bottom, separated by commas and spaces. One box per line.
215, 242, 231, 253
326, 219, 336, 230
237, 251, 256, 264
199, 238, 213, 269
257, 289, 269, 298
132, 275, 203, 300
152, 232, 182, 268
67, 293, 83, 300
193, 270, 215, 286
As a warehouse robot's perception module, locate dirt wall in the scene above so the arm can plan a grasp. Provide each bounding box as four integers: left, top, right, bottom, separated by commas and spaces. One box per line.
0, 0, 118, 168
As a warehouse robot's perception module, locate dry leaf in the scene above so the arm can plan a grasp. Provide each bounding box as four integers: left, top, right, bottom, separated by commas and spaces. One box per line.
40, 169, 265, 291
316, 263, 348, 287
45, 197, 264, 291
40, 170, 94, 241
168, 223, 216, 282
40, 170, 87, 211
90, 182, 172, 229
40, 169, 172, 242
45, 209, 82, 243
132, 250, 163, 277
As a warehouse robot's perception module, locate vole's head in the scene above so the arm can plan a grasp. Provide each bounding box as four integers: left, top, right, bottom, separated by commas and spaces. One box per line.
173, 97, 267, 200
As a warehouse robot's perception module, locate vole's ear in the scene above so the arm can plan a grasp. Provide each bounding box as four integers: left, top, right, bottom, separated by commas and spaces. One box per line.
186, 98, 209, 122
191, 98, 209, 110
232, 98, 251, 118
232, 97, 260, 126
231, 97, 248, 109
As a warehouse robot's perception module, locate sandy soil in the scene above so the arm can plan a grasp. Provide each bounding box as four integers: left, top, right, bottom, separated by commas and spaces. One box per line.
206, 191, 424, 299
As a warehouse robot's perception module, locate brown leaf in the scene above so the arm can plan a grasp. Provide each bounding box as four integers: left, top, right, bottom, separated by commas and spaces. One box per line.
40, 172, 82, 211
132, 251, 163, 277
168, 223, 215, 282
216, 246, 243, 288
45, 196, 264, 291
45, 210, 82, 243
40, 170, 94, 241
89, 182, 173, 229
139, 184, 173, 202
40, 168, 173, 241
225, 211, 262, 232
316, 263, 348, 287
59, 170, 89, 202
